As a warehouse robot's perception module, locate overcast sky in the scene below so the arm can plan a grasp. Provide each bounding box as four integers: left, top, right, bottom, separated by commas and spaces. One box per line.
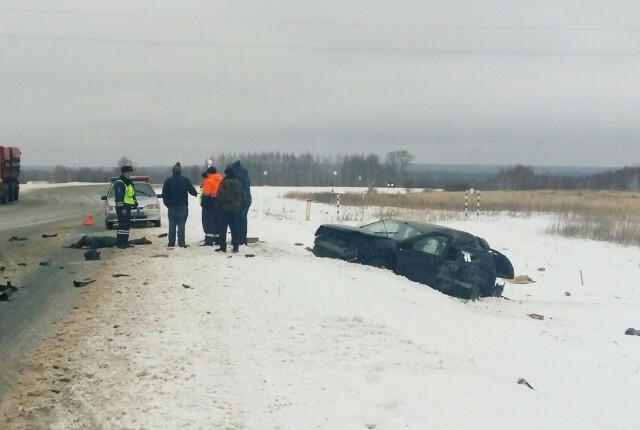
1, 1, 639, 168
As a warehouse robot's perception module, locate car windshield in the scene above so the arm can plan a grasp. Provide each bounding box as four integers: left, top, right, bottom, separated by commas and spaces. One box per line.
108, 182, 156, 198
360, 219, 421, 241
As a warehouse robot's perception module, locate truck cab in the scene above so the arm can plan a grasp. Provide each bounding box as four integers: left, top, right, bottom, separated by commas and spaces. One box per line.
0, 146, 20, 204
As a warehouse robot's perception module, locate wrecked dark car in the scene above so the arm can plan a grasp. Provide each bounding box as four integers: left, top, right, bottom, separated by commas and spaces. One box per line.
312, 219, 514, 300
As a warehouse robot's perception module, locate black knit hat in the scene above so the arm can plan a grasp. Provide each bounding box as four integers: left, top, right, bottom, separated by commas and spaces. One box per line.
206, 166, 217, 174
121, 165, 133, 173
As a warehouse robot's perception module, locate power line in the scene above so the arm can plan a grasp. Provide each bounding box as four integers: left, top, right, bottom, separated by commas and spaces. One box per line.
1, 6, 640, 33
1, 32, 639, 57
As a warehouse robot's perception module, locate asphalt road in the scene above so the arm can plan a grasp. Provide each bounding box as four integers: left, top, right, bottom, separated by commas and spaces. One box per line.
0, 184, 113, 401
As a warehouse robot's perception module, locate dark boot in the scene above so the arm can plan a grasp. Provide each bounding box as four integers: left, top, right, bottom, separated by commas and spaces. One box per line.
232, 244, 239, 253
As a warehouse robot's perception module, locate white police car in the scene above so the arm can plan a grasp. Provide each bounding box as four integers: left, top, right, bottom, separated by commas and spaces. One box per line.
101, 176, 162, 229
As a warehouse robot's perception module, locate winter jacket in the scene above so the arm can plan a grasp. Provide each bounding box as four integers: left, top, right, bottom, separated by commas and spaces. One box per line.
234, 166, 252, 206
162, 173, 197, 207
201, 172, 223, 208
216, 178, 244, 212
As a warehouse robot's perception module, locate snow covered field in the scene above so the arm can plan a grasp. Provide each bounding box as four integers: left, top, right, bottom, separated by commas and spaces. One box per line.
2, 186, 640, 429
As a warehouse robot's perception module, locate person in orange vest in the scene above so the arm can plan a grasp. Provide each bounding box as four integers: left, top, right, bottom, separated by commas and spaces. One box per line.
200, 166, 223, 246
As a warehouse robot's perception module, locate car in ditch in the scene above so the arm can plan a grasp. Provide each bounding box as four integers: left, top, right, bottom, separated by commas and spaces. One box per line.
101, 176, 162, 229
312, 218, 514, 300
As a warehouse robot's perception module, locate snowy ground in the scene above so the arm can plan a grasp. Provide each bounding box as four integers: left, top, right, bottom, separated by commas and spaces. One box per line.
2, 186, 640, 429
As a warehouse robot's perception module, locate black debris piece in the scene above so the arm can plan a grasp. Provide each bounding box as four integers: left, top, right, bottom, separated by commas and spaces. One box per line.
157, 233, 168, 238
73, 279, 96, 288
84, 249, 101, 261
9, 236, 27, 241
0, 266, 5, 272
17, 263, 26, 266
517, 378, 534, 390
182, 284, 193, 289
0, 281, 18, 300
624, 328, 640, 336
245, 254, 256, 258
39, 261, 51, 266
113, 273, 130, 278
129, 237, 152, 245
151, 254, 169, 258
42, 233, 58, 238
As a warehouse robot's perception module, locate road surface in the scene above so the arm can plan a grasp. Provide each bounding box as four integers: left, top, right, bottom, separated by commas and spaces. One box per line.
0, 184, 113, 401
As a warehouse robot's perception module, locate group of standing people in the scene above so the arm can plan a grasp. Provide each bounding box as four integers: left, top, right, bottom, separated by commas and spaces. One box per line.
199, 161, 252, 252
113, 160, 251, 252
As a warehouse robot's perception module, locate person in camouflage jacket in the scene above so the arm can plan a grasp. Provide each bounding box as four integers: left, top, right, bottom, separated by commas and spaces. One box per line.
215, 166, 245, 253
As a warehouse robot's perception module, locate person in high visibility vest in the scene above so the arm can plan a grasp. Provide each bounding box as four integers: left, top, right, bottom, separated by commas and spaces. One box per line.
114, 165, 138, 249
200, 166, 223, 246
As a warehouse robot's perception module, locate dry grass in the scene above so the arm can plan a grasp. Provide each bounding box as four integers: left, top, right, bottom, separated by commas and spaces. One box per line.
286, 189, 640, 246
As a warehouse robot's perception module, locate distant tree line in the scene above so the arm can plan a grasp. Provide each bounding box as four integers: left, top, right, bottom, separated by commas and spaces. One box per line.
19, 153, 640, 191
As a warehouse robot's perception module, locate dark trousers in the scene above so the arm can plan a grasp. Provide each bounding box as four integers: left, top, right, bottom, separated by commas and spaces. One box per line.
238, 204, 250, 245
218, 209, 240, 251
116, 207, 131, 247
167, 206, 189, 247
202, 205, 218, 245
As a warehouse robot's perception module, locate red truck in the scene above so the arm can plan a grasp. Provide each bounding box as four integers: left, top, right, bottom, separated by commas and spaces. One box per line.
0, 146, 20, 204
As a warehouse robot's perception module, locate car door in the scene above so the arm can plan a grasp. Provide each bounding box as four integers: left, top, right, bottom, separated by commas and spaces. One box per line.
396, 235, 450, 287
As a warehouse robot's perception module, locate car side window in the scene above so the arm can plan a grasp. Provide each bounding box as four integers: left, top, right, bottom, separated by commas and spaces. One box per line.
412, 236, 448, 257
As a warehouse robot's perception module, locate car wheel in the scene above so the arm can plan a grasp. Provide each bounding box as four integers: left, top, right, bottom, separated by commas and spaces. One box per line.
467, 285, 481, 301
106, 221, 114, 230
153, 220, 161, 227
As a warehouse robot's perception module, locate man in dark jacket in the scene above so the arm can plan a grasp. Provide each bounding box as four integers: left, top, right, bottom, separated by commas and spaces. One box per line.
232, 160, 252, 245
114, 165, 138, 249
215, 166, 244, 253
161, 162, 198, 248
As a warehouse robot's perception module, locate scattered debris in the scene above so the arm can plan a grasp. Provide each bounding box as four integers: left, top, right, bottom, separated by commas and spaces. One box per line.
39, 261, 51, 266
624, 328, 640, 336
294, 242, 304, 246
517, 377, 535, 390
182, 284, 193, 289
73, 279, 96, 288
0, 281, 18, 300
17, 263, 26, 266
0, 266, 5, 272
245, 254, 256, 258
157, 233, 168, 238
537, 267, 546, 272
9, 236, 27, 241
151, 254, 169, 258
42, 233, 58, 238
112, 274, 130, 278
565, 291, 571, 297
246, 237, 259, 243
527, 313, 545, 321
508, 275, 535, 284
83, 249, 101, 261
